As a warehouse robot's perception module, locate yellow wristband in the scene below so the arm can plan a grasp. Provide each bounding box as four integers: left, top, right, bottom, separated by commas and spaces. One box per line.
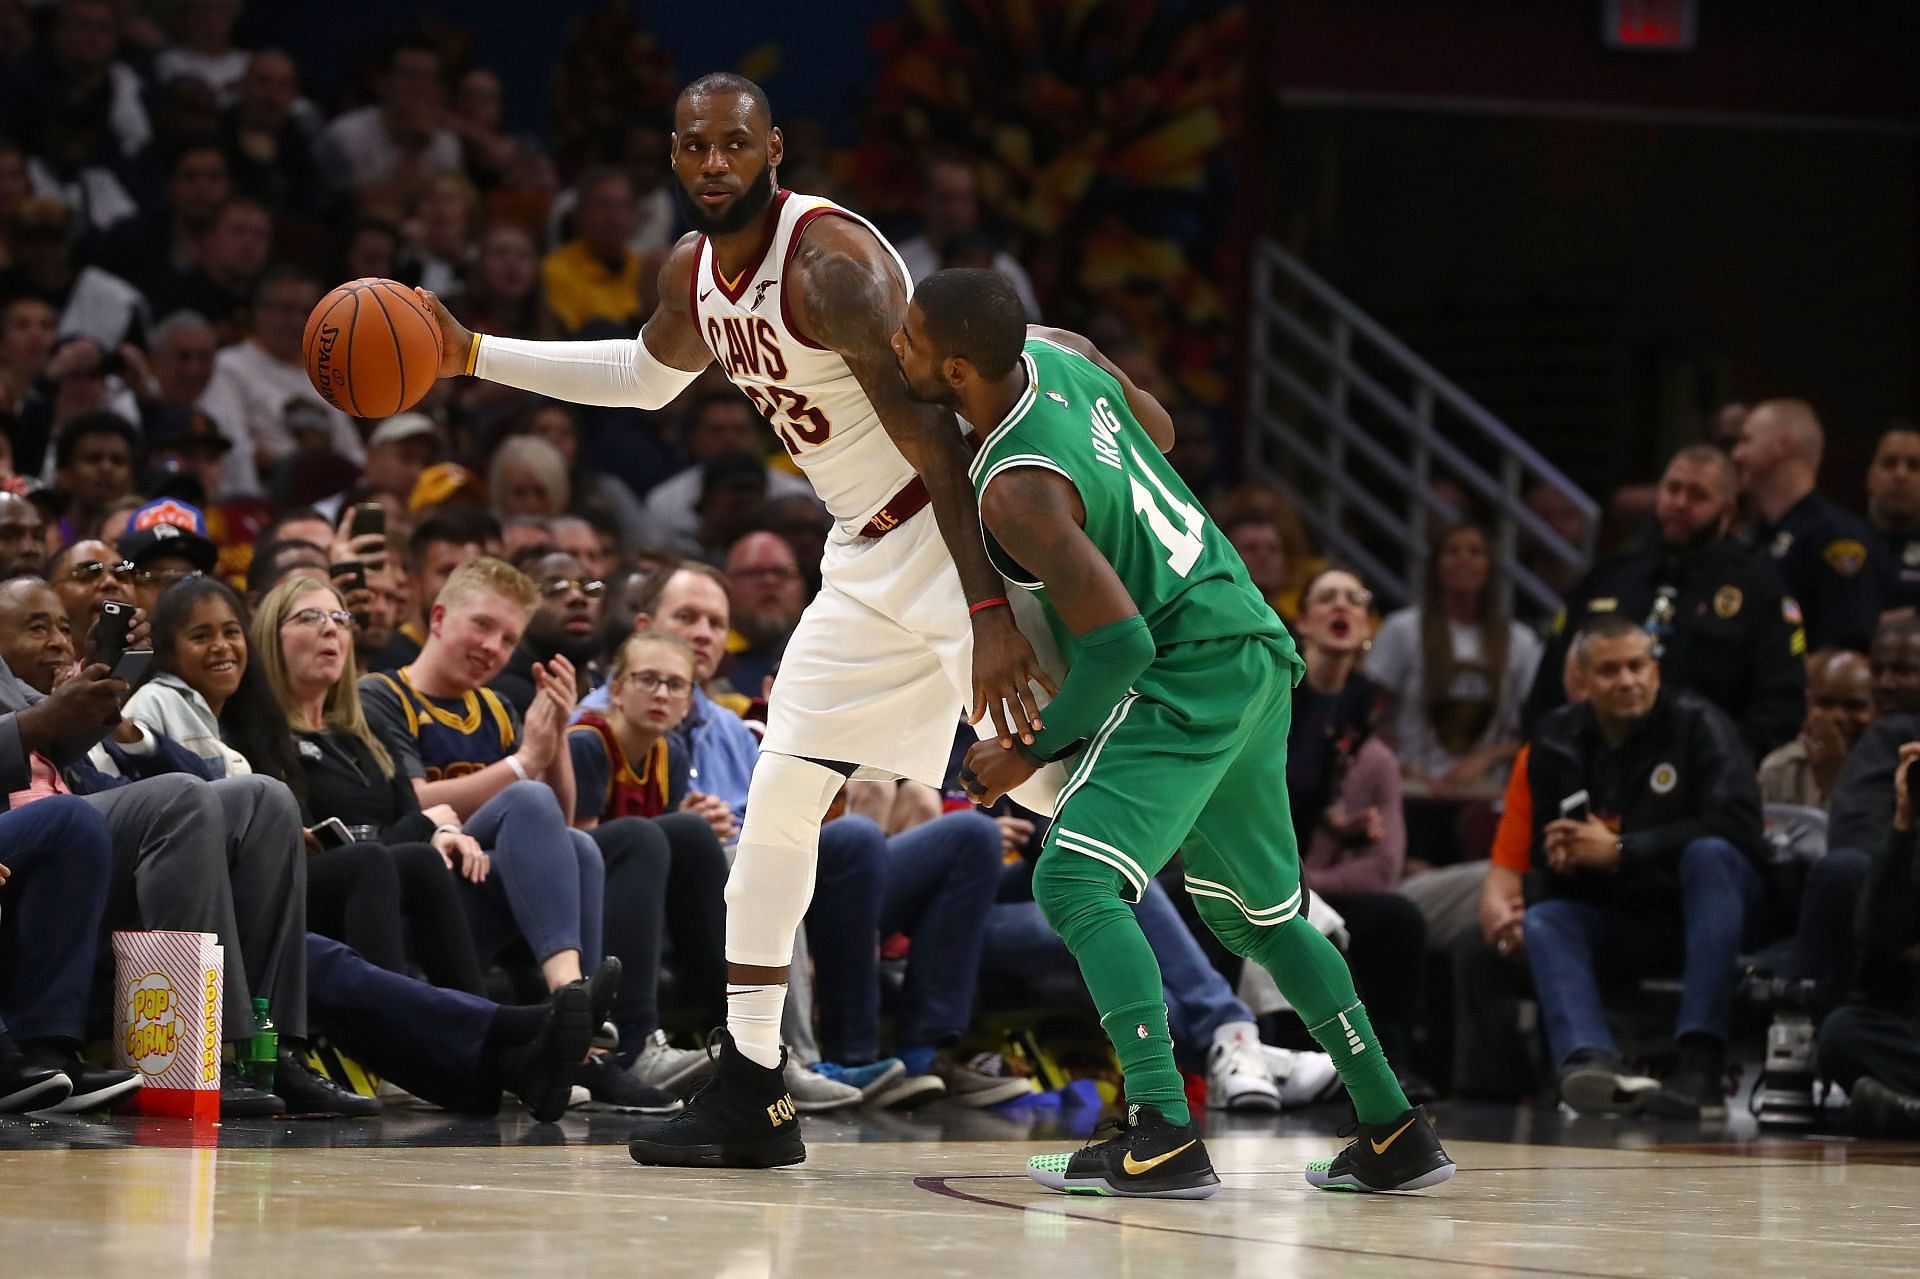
464, 331, 482, 376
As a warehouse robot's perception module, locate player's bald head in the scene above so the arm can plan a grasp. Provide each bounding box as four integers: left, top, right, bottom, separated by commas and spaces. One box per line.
677, 72, 772, 131
1745, 398, 1825, 469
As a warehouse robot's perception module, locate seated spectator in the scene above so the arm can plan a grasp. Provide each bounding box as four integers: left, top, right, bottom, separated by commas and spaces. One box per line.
220, 50, 322, 216
1867, 423, 1920, 614
1214, 483, 1324, 622
694, 455, 769, 567
244, 537, 328, 609
644, 391, 811, 557
1287, 565, 1431, 1099
357, 556, 677, 1111
200, 265, 363, 498
1, 197, 148, 353
143, 194, 271, 347
138, 310, 220, 430
448, 67, 514, 190
410, 170, 481, 299
723, 531, 804, 695
1817, 742, 1920, 1136
1525, 444, 1806, 762
1831, 616, 1920, 854
541, 166, 647, 335
523, 399, 651, 550
115, 495, 218, 614
0, 490, 47, 579
895, 155, 1040, 319
361, 412, 445, 509
105, 141, 230, 287
570, 629, 695, 825
1223, 512, 1294, 623
1735, 399, 1887, 652
47, 535, 134, 635
51, 410, 138, 543
28, 104, 139, 242
2, 0, 150, 160
0, 794, 141, 1113
501, 515, 553, 560
754, 491, 832, 595
1521, 615, 1765, 1120
490, 434, 569, 523
460, 221, 554, 340
379, 507, 502, 668
1369, 522, 1543, 798
1759, 650, 1874, 809
551, 514, 614, 581
1518, 480, 1590, 612
496, 549, 600, 712
342, 215, 409, 285
154, 0, 250, 103
252, 575, 487, 994
355, 559, 408, 672
318, 34, 462, 217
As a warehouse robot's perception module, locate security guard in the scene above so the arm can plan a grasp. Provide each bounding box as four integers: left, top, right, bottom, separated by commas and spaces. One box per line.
1867, 423, 1920, 613
1523, 444, 1805, 761
1733, 399, 1888, 650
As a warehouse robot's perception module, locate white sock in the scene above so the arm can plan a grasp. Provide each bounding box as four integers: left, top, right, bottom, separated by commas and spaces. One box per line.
727, 984, 786, 1069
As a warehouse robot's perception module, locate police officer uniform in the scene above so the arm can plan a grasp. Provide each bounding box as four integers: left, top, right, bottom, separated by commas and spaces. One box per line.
1522, 537, 1807, 761
1749, 491, 1888, 651
1871, 525, 1920, 613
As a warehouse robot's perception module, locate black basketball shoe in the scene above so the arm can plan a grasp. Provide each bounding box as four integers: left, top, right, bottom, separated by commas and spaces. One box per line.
1305, 1106, 1456, 1193
1026, 1104, 1220, 1200
627, 1031, 804, 1169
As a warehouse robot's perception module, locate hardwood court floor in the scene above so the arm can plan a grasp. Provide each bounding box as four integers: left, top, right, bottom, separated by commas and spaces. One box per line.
1, 1103, 1915, 1277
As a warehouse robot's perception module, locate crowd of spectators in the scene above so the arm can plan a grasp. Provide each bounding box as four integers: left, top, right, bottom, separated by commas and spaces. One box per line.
0, 2, 1916, 1140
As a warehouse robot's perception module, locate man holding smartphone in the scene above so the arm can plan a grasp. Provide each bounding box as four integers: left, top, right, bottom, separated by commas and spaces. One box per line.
1519, 614, 1767, 1121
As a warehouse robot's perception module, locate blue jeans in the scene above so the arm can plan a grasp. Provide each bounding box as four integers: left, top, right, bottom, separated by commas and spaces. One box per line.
459, 781, 605, 970
0, 797, 114, 1043
880, 811, 1003, 1052
1523, 836, 1764, 1067
804, 815, 887, 1063
984, 872, 1256, 1065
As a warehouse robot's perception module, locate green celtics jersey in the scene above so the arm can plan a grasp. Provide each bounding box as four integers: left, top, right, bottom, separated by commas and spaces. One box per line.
968, 336, 1300, 680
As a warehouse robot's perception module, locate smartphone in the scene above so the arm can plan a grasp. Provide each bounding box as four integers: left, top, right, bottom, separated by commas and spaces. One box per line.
1558, 790, 1592, 823
331, 561, 367, 592
96, 600, 133, 665
107, 648, 154, 689
348, 503, 386, 542
309, 817, 353, 850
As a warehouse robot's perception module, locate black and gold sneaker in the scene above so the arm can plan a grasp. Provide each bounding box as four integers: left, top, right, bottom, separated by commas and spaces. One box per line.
627, 1030, 804, 1169
1026, 1104, 1220, 1200
1304, 1106, 1455, 1193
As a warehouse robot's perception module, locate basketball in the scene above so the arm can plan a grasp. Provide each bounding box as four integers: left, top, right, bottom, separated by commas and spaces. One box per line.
302, 277, 444, 419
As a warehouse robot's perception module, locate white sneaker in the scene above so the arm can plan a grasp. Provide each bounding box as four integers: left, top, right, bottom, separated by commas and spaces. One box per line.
627, 1029, 714, 1097
784, 1058, 864, 1113
1260, 1044, 1342, 1108
1209, 1023, 1281, 1112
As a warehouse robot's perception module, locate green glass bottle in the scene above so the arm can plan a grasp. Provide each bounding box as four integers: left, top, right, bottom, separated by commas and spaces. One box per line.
244, 997, 278, 1091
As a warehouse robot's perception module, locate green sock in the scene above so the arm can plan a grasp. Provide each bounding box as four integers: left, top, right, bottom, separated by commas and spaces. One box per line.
1100, 1000, 1189, 1125
1247, 916, 1409, 1125
1033, 850, 1190, 1125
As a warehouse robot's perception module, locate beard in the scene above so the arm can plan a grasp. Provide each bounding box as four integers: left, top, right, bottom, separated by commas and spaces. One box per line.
675, 162, 779, 237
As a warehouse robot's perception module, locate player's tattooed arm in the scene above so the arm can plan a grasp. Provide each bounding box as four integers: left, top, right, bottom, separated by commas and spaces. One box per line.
1028, 325, 1175, 454
978, 467, 1141, 638
641, 232, 719, 371
794, 220, 1056, 744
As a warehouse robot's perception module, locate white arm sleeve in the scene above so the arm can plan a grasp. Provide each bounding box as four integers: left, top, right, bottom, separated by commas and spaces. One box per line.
474, 334, 705, 410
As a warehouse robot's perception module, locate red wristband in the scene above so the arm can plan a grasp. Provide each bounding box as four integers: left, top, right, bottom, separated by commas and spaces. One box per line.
968, 596, 1010, 617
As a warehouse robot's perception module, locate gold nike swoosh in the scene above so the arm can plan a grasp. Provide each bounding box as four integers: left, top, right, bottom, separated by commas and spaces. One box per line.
1370, 1117, 1418, 1156
1122, 1140, 1196, 1176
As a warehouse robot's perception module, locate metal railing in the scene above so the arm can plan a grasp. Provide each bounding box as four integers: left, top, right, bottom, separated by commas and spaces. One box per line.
1246, 240, 1597, 616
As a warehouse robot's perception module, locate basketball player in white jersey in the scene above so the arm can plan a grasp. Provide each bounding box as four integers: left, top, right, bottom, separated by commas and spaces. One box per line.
420, 73, 1062, 1168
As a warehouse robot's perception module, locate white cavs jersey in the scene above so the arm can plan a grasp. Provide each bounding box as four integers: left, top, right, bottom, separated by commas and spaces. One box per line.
688, 190, 919, 535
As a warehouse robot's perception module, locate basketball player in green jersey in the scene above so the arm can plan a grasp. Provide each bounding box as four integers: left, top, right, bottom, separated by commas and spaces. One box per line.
892, 269, 1455, 1199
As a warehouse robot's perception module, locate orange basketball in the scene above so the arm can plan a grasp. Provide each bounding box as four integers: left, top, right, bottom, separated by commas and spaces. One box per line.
302, 278, 444, 419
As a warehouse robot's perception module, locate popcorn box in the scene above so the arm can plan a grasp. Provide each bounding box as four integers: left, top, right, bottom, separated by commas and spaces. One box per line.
112, 930, 224, 1119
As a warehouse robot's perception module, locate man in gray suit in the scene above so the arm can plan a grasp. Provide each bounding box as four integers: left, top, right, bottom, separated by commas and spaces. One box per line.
0, 581, 365, 1116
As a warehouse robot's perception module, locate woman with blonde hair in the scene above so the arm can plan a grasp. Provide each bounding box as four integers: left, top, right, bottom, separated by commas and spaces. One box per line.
489, 433, 570, 520
253, 574, 487, 993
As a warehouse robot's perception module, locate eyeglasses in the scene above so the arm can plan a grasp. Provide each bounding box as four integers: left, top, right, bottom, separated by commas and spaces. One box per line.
540, 578, 605, 599
283, 607, 354, 630
1307, 586, 1373, 609
63, 559, 135, 584
133, 567, 203, 589
623, 671, 693, 697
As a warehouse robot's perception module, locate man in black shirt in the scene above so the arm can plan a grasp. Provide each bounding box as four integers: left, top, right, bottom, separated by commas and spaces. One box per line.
495, 550, 602, 715
1733, 399, 1887, 651
1524, 444, 1805, 761
1866, 424, 1920, 614
1521, 615, 1766, 1122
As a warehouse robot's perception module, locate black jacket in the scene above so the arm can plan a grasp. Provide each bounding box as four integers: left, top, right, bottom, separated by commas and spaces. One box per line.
1854, 828, 1919, 1016
1828, 713, 1920, 854
1523, 538, 1806, 761
1524, 689, 1764, 913
294, 727, 436, 846
1748, 490, 1887, 653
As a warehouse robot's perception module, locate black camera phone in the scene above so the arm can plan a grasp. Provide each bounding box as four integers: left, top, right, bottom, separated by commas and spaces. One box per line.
309, 817, 353, 850
331, 562, 368, 593
96, 600, 133, 666
1558, 790, 1591, 823
349, 503, 386, 542
108, 648, 154, 689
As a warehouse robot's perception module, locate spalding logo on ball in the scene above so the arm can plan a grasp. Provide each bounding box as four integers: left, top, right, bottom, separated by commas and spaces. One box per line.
303, 278, 444, 419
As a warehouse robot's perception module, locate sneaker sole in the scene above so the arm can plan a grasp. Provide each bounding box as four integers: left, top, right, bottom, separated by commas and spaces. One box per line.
1560, 1067, 1659, 1116
45, 1076, 142, 1115
1218, 1085, 1282, 1114
948, 1078, 1038, 1108
0, 1075, 71, 1113
869, 1075, 947, 1110
628, 1134, 806, 1169
1026, 1165, 1222, 1200
578, 1098, 686, 1116
1305, 1159, 1456, 1193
